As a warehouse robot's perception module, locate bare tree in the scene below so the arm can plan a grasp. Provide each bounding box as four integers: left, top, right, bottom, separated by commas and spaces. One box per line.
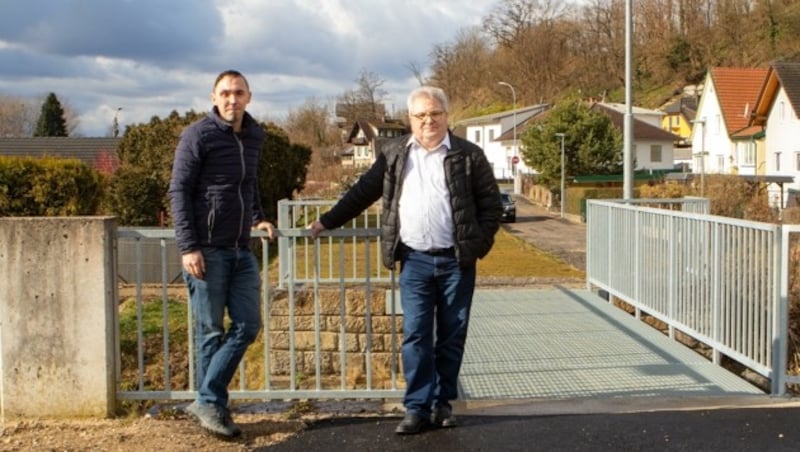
335, 69, 388, 122
406, 61, 427, 86
428, 27, 496, 115
0, 95, 37, 137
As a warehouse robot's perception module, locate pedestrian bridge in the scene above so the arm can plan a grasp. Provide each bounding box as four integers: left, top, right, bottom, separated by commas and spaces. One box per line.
461, 287, 762, 401
108, 197, 799, 405
4, 197, 798, 419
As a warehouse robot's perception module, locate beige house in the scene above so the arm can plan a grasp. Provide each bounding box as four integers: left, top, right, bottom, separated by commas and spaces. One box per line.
341, 119, 408, 168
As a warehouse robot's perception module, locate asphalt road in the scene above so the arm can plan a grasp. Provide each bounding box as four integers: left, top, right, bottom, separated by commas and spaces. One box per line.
267, 406, 800, 451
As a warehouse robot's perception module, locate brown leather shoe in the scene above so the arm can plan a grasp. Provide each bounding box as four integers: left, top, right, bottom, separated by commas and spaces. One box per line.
394, 413, 430, 435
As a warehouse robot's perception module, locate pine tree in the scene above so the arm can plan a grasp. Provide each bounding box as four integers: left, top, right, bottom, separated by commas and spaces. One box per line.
34, 92, 68, 137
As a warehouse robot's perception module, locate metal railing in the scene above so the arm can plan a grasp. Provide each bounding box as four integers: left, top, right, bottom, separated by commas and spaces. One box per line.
276, 199, 390, 286
586, 198, 798, 394
115, 200, 403, 402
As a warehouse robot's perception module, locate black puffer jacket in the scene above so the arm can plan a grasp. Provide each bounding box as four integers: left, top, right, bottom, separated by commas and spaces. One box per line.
320, 132, 502, 269
168, 108, 266, 254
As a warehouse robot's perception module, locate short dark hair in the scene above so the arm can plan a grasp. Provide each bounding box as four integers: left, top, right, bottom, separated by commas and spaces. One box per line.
213, 70, 249, 90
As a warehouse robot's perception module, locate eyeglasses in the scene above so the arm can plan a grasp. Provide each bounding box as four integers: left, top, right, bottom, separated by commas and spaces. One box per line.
411, 110, 445, 121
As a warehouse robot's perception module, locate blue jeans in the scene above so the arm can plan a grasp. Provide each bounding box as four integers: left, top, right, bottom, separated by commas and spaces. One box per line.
183, 247, 262, 408
398, 247, 476, 417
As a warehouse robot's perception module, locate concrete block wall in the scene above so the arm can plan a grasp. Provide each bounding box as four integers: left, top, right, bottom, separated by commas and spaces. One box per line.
0, 217, 117, 420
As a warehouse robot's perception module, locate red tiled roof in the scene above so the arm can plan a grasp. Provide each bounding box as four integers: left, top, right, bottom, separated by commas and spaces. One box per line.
710, 67, 768, 134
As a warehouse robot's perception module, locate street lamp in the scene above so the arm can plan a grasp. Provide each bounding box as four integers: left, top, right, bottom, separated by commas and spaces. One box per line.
691, 118, 706, 197
498, 81, 520, 194
555, 133, 566, 219
112, 107, 123, 138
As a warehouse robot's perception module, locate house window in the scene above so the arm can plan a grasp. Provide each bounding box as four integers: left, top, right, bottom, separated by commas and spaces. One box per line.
717, 155, 724, 171
795, 152, 800, 171
780, 101, 786, 121
714, 115, 721, 135
474, 130, 481, 143
776, 152, 782, 172
741, 143, 754, 166
650, 145, 662, 163
489, 129, 495, 141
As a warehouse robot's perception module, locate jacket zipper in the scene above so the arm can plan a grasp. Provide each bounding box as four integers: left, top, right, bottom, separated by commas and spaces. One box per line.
235, 134, 246, 249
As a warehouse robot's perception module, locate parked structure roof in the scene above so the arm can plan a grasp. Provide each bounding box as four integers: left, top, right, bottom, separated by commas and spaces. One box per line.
591, 103, 680, 141
0, 137, 121, 167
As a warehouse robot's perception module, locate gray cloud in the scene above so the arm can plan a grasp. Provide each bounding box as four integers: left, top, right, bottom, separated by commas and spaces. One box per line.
0, 0, 497, 136
0, 0, 222, 66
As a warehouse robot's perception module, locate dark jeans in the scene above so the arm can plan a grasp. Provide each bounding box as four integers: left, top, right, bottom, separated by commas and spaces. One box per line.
183, 247, 262, 408
398, 246, 476, 417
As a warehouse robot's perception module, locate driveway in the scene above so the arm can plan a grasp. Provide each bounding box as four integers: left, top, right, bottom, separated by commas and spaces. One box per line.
502, 194, 586, 270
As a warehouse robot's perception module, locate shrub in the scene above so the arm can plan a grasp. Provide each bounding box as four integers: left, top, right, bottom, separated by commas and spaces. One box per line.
0, 156, 104, 216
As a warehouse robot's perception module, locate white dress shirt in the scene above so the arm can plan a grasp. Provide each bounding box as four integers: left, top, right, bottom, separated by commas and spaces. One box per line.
398, 135, 454, 251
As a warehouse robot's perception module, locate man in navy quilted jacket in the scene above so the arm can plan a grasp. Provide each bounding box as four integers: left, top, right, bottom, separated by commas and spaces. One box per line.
168, 69, 274, 438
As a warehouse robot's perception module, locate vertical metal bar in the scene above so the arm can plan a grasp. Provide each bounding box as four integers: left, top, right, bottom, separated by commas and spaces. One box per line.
288, 236, 297, 391
303, 205, 310, 281
278, 200, 290, 289
711, 222, 721, 365
262, 237, 271, 391
338, 237, 347, 390
389, 268, 398, 389
773, 227, 789, 395
313, 237, 322, 391
161, 238, 171, 391
135, 238, 144, 391
364, 235, 373, 390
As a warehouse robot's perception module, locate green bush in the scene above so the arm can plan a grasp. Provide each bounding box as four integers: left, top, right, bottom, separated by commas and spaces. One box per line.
0, 156, 105, 216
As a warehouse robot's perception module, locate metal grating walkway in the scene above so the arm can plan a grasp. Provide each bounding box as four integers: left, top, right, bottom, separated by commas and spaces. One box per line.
459, 287, 765, 401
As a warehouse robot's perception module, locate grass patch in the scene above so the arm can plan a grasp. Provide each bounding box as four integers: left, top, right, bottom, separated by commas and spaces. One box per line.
479, 228, 584, 278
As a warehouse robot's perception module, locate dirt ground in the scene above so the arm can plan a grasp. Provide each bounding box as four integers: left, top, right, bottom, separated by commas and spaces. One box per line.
0, 401, 394, 451
0, 196, 584, 451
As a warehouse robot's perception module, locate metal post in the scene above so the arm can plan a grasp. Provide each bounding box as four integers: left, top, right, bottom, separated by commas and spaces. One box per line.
112, 107, 122, 138
555, 133, 566, 219
498, 81, 520, 194
623, 0, 634, 199
692, 118, 706, 197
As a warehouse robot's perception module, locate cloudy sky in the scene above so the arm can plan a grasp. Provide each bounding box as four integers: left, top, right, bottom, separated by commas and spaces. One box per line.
0, 0, 498, 137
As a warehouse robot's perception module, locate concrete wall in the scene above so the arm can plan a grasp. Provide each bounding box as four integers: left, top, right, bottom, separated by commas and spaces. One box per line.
0, 217, 117, 419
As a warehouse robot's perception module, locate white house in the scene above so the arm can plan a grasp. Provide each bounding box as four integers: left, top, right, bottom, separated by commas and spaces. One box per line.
591, 102, 679, 171
692, 67, 768, 177
455, 105, 549, 180
751, 62, 800, 207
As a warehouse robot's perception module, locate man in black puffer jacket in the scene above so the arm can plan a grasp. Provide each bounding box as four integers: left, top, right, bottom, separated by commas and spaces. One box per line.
310, 86, 502, 435
168, 69, 274, 439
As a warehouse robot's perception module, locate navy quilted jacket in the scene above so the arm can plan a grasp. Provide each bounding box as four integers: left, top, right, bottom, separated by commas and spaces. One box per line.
168, 108, 266, 254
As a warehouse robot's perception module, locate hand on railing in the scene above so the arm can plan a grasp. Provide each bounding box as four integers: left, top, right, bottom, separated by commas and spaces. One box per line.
307, 220, 327, 240
253, 221, 276, 240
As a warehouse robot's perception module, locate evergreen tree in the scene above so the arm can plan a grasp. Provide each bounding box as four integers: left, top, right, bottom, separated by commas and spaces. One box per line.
521, 97, 623, 191
34, 92, 68, 137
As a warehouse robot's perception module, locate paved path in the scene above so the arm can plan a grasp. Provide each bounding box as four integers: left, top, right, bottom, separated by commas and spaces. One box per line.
502, 195, 586, 270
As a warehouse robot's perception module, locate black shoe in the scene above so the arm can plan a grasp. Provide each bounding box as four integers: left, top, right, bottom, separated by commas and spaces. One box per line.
185, 401, 240, 438
394, 413, 430, 435
432, 404, 457, 428
222, 407, 242, 437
